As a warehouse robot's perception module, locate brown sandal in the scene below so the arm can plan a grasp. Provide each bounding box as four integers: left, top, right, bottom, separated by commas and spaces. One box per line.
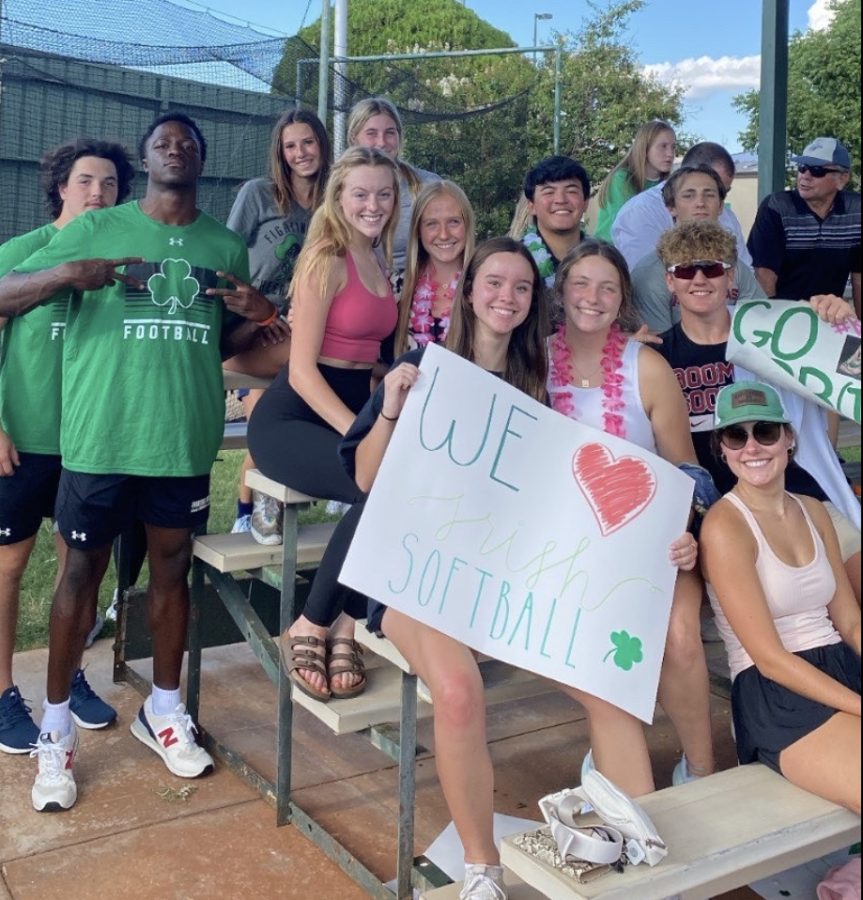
280, 634, 331, 702
326, 638, 367, 699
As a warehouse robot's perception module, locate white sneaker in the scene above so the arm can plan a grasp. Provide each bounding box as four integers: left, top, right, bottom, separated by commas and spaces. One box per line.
104, 589, 120, 623
130, 697, 214, 778
460, 864, 507, 900
31, 726, 79, 812
672, 754, 704, 786
231, 513, 252, 534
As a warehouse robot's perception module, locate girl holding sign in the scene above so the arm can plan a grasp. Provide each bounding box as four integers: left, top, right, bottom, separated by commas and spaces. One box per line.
340, 237, 549, 900
547, 241, 710, 795
393, 180, 476, 355
248, 147, 399, 702
701, 382, 860, 813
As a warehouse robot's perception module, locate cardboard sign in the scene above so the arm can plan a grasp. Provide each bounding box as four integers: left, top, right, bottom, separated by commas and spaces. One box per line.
728, 299, 861, 425
340, 344, 694, 723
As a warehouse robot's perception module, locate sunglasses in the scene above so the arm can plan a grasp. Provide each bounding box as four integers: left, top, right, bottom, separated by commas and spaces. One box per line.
666, 260, 731, 280
797, 164, 843, 178
718, 421, 784, 451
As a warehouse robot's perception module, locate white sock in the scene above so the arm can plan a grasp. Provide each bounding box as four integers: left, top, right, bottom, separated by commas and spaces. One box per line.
151, 686, 182, 716
41, 698, 72, 738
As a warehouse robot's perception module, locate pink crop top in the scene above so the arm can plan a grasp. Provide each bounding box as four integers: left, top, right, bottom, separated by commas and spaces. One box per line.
318, 251, 397, 364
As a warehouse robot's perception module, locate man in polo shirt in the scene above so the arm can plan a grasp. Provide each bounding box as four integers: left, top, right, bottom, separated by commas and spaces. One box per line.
748, 137, 861, 317
520, 156, 590, 289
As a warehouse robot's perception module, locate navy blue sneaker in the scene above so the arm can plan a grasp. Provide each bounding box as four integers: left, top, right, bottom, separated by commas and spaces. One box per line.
0, 685, 40, 754
69, 669, 117, 730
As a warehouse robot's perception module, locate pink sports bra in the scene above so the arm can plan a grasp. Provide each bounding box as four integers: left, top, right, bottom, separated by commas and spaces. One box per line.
318, 251, 397, 364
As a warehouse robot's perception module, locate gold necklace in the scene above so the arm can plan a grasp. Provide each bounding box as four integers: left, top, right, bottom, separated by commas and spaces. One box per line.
570, 356, 603, 388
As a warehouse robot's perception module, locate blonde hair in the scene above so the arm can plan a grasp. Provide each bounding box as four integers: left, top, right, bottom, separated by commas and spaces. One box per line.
507, 195, 532, 239
290, 147, 400, 301
395, 181, 476, 356
656, 220, 737, 270
446, 237, 549, 403
347, 96, 422, 198
595, 120, 675, 209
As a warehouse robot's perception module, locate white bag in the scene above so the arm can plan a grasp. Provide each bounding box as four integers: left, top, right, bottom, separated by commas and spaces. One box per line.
539, 767, 668, 868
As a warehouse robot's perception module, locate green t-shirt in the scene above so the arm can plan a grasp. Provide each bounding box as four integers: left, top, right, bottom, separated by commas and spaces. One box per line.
593, 170, 660, 244
15, 202, 250, 476
0, 222, 67, 454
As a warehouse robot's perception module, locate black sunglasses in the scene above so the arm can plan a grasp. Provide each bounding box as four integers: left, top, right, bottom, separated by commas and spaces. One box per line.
797, 164, 843, 178
666, 260, 731, 280
718, 421, 784, 451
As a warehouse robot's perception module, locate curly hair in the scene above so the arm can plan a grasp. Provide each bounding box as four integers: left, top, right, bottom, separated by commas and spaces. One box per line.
656, 220, 737, 270
40, 139, 135, 219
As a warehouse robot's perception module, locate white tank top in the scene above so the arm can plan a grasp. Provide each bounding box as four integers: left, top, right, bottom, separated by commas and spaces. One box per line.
706, 492, 841, 681
547, 338, 657, 453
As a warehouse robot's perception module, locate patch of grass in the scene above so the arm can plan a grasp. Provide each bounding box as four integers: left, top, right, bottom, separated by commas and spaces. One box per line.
841, 445, 861, 463
15, 449, 338, 652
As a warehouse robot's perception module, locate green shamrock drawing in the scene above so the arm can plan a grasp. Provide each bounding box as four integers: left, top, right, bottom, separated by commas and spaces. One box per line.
147, 259, 200, 315
274, 233, 301, 261
603, 630, 644, 671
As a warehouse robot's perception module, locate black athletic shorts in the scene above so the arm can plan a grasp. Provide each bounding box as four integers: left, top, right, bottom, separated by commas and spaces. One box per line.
55, 469, 211, 550
0, 452, 62, 545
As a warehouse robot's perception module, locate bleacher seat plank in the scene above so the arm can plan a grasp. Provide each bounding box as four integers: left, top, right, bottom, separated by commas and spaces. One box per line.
245, 468, 318, 505
193, 525, 335, 573
498, 764, 860, 899
354, 620, 415, 673
223, 370, 273, 391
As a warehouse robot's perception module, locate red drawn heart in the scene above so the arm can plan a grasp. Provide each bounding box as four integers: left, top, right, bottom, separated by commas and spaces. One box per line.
572, 442, 657, 536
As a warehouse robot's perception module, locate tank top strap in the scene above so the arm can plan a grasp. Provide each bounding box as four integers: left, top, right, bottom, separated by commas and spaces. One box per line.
722, 491, 823, 561
722, 491, 765, 549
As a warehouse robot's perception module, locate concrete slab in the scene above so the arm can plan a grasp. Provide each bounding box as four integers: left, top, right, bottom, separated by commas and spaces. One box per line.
3, 800, 368, 900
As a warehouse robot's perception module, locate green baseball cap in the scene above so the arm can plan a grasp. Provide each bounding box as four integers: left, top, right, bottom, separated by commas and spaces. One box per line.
713, 381, 789, 430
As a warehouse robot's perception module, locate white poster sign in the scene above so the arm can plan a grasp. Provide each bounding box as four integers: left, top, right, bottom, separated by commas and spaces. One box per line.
340, 344, 694, 723
728, 299, 861, 424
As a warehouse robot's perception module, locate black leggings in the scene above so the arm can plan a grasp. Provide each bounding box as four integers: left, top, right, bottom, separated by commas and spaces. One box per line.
247, 365, 369, 627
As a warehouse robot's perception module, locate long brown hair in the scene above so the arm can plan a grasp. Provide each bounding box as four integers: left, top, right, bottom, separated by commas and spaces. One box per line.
554, 240, 640, 332
595, 119, 675, 209
290, 147, 399, 301
395, 181, 476, 356
268, 108, 331, 216
446, 237, 549, 403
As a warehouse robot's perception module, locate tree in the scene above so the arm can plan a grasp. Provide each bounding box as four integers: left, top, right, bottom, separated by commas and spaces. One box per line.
734, 0, 861, 184
272, 0, 687, 236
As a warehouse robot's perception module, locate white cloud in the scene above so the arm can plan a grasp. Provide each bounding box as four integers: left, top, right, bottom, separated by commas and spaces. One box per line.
808, 0, 837, 30
643, 55, 761, 99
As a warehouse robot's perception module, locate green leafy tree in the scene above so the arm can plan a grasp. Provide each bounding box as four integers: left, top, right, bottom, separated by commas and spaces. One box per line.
734, 0, 861, 184
273, 0, 687, 235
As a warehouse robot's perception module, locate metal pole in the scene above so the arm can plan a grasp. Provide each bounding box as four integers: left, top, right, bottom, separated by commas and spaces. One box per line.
317, 0, 331, 125
553, 43, 562, 156
333, 0, 348, 156
758, 0, 789, 200
533, 17, 538, 64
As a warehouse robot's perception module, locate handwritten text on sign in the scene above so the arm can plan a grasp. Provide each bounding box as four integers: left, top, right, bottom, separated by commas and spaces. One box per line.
729, 299, 861, 425
340, 345, 694, 722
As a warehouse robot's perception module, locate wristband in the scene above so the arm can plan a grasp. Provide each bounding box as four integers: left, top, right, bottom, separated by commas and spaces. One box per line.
380, 410, 399, 422
257, 305, 278, 327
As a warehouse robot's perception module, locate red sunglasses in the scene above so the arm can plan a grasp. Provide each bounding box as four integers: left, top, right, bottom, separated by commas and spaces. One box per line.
666, 260, 731, 280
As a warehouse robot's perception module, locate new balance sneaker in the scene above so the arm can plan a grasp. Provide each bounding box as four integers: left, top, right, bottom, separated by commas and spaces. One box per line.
231, 513, 252, 534
31, 726, 78, 812
250, 490, 282, 546
130, 697, 214, 778
70, 669, 117, 730
460, 864, 507, 900
0, 685, 39, 754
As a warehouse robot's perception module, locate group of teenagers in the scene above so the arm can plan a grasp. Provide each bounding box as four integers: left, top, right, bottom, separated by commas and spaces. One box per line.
0, 95, 859, 900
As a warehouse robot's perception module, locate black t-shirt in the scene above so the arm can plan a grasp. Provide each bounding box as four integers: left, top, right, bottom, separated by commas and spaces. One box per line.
656, 323, 828, 500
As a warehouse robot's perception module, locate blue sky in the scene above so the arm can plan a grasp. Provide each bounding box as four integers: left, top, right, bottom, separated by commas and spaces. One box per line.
181, 0, 830, 153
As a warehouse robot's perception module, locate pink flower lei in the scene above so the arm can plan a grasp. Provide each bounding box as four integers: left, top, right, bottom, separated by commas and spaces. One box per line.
409, 268, 459, 347
549, 322, 628, 438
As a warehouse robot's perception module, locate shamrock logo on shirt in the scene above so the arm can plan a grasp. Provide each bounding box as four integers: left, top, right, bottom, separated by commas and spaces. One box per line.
147, 259, 200, 315
274, 234, 301, 261
603, 630, 644, 671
